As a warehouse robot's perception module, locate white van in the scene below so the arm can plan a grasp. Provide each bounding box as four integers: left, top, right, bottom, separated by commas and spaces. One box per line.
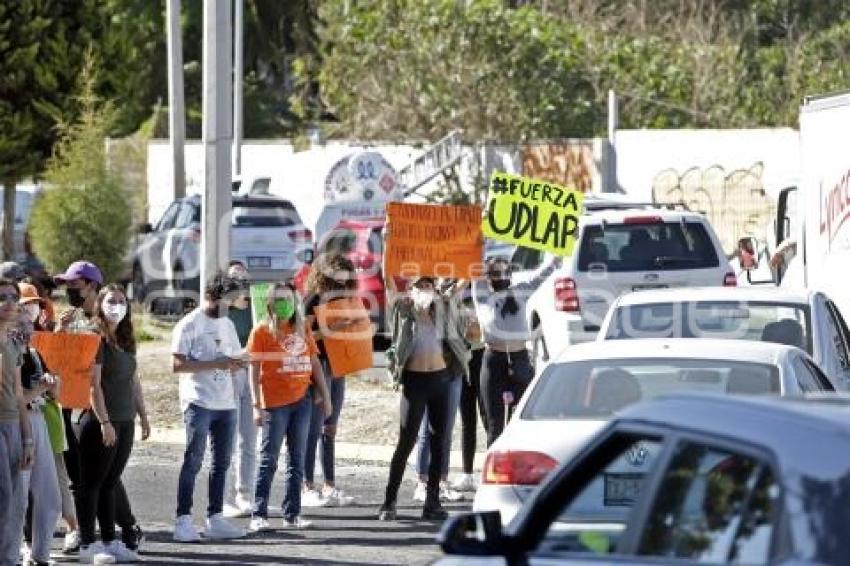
508, 198, 734, 369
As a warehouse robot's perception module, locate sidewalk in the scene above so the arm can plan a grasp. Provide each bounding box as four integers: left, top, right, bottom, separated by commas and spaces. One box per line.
148, 427, 487, 468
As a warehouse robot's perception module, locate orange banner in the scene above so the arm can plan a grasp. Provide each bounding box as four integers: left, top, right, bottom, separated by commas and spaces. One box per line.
385, 202, 483, 279
31, 331, 101, 409
314, 298, 374, 377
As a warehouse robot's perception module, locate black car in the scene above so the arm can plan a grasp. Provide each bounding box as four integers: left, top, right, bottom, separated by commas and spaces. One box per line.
438, 392, 850, 565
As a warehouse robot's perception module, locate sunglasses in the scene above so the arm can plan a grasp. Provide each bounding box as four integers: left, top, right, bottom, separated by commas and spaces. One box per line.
0, 293, 20, 304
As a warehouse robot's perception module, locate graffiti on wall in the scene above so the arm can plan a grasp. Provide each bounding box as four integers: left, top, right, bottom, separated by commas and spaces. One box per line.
652, 162, 775, 255
521, 142, 595, 192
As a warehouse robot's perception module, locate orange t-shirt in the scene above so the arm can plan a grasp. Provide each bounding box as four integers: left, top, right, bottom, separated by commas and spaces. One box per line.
247, 322, 318, 409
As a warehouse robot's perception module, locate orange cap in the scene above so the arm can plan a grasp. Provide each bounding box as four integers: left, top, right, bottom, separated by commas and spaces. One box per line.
18, 283, 43, 305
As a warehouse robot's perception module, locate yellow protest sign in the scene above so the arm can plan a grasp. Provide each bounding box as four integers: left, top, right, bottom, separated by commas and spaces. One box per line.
482, 172, 584, 256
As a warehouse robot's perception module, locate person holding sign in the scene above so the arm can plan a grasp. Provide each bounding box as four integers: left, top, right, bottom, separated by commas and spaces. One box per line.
0, 279, 34, 564
377, 265, 470, 522
302, 254, 359, 509
246, 282, 332, 533
474, 255, 562, 447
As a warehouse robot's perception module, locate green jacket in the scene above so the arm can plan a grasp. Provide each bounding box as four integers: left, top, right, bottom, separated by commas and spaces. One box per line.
385, 294, 470, 388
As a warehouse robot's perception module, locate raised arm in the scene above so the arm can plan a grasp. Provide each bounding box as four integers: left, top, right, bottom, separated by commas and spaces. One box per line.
517, 254, 563, 292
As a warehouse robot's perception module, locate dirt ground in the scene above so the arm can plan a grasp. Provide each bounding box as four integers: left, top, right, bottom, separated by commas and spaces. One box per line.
136, 329, 484, 449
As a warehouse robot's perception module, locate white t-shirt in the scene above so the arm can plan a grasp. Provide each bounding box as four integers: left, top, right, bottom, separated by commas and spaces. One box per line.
172, 308, 242, 412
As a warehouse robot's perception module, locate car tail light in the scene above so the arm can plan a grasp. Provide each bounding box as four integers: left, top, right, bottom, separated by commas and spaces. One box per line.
483, 450, 558, 486
555, 277, 580, 312
623, 215, 663, 225
723, 272, 737, 287
288, 229, 313, 241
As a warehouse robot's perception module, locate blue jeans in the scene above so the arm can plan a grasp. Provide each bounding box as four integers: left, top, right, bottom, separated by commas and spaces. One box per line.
305, 359, 346, 485
253, 394, 311, 520
0, 422, 23, 564
176, 404, 236, 517
416, 374, 462, 477
229, 368, 257, 500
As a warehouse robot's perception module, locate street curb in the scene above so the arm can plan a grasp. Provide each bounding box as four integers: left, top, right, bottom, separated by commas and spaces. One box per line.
147, 427, 486, 467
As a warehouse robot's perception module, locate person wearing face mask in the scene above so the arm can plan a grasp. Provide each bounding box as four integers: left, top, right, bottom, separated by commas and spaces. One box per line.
171, 272, 247, 542
13, 284, 61, 566
73, 285, 149, 563
246, 281, 332, 533
473, 255, 562, 447
377, 265, 470, 522
301, 254, 359, 508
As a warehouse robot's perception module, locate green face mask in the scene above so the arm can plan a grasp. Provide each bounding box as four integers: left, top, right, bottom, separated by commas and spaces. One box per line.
273, 298, 295, 320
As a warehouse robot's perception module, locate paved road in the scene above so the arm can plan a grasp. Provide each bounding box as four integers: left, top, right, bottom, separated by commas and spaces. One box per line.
45, 441, 466, 565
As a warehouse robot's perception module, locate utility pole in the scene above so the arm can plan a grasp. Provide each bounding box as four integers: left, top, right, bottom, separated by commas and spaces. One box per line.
232, 0, 244, 177
606, 89, 619, 193
201, 0, 233, 293
167, 0, 186, 200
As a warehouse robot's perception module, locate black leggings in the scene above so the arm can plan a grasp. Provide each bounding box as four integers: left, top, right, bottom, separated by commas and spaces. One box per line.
383, 369, 452, 506
75, 412, 135, 546
481, 349, 533, 447
459, 348, 486, 474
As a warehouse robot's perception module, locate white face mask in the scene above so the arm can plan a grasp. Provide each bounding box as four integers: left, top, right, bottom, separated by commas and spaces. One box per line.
411, 287, 435, 310
24, 303, 40, 323
103, 303, 128, 324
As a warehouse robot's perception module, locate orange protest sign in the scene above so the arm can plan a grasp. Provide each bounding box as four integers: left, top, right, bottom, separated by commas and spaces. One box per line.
385, 202, 483, 279
31, 331, 101, 409
314, 298, 374, 377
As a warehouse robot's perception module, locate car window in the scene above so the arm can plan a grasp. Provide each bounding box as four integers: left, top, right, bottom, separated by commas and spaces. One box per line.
578, 221, 719, 272
803, 358, 835, 391
174, 202, 197, 229
637, 442, 778, 564
534, 433, 664, 557
511, 246, 544, 271
369, 227, 384, 255
156, 202, 181, 231
824, 301, 850, 370
523, 359, 780, 420
606, 301, 812, 354
791, 355, 822, 392
231, 200, 299, 227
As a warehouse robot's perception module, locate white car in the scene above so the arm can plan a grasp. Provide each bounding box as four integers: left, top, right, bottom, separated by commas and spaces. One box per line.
598, 286, 850, 389
472, 339, 835, 526
508, 198, 734, 370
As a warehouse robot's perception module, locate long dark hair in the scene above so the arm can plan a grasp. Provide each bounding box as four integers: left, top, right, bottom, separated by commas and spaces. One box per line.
486, 257, 518, 317
95, 284, 136, 354
266, 281, 305, 340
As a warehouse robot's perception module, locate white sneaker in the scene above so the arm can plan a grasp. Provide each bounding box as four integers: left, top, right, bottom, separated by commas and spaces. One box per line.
173, 515, 202, 543
248, 517, 271, 533
104, 540, 139, 562
204, 513, 245, 540
440, 481, 465, 502
78, 542, 116, 564
451, 473, 477, 492
281, 516, 313, 530
301, 488, 330, 508
322, 487, 354, 507
224, 493, 254, 518
412, 481, 428, 502
63, 530, 82, 554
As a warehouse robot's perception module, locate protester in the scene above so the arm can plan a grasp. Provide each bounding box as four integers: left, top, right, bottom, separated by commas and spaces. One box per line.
247, 281, 332, 532
473, 256, 561, 447
75, 285, 150, 562
453, 296, 486, 492
302, 254, 358, 508
222, 260, 256, 518
14, 286, 61, 566
171, 272, 246, 542
53, 261, 144, 554
377, 271, 469, 521
22, 276, 56, 331
0, 279, 34, 564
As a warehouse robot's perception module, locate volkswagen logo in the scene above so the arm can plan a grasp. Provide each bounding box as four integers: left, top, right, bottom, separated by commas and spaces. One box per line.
625, 443, 650, 467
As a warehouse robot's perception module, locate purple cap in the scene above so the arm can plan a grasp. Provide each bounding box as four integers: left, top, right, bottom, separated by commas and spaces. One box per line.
54, 261, 103, 285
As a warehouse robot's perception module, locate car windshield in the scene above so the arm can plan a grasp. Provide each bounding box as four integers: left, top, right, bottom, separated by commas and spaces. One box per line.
606, 301, 812, 354
231, 201, 299, 227
523, 358, 781, 420
578, 221, 719, 272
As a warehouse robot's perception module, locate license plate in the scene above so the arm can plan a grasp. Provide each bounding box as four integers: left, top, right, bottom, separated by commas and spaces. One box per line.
632, 284, 668, 292
247, 256, 271, 269
604, 473, 644, 506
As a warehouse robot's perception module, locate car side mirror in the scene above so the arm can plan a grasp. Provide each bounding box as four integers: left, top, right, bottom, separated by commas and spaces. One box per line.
437, 511, 506, 557
138, 222, 153, 235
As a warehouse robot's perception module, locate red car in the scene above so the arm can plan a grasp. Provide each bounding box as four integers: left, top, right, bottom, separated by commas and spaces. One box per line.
294, 218, 400, 337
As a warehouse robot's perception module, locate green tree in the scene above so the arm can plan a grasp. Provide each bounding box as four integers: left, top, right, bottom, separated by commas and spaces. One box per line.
29, 59, 132, 283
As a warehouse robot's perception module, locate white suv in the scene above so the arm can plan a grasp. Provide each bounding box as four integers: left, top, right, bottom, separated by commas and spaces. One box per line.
505, 199, 735, 369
